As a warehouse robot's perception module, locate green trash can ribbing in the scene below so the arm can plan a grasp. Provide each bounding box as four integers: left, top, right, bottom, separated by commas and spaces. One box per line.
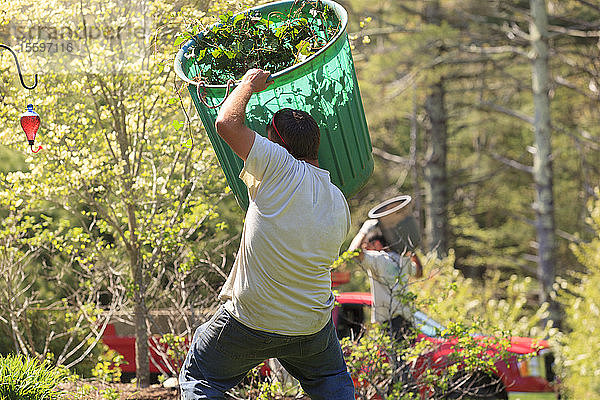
174, 0, 373, 210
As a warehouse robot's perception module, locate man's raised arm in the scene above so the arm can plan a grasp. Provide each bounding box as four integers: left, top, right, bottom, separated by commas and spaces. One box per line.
214, 69, 273, 160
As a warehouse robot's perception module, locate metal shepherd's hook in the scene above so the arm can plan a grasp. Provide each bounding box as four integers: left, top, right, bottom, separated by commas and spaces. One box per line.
0, 44, 38, 90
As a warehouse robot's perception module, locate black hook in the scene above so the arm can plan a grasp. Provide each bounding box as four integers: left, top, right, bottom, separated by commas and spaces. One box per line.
0, 43, 39, 90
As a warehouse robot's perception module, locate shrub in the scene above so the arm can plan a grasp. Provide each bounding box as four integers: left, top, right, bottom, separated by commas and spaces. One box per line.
557, 189, 600, 399
91, 348, 126, 384
415, 250, 556, 339
0, 354, 66, 400
340, 322, 511, 400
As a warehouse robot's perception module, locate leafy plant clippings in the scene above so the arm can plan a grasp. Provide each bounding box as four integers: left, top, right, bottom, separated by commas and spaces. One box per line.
184, 1, 340, 85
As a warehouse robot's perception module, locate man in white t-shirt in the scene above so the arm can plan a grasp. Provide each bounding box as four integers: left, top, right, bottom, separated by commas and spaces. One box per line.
348, 219, 423, 339
179, 69, 354, 400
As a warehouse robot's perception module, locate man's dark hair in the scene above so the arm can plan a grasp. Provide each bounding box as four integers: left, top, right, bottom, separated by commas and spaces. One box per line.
268, 108, 320, 160
364, 228, 388, 247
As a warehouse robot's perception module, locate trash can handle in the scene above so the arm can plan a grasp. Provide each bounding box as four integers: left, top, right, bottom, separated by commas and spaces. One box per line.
194, 78, 236, 109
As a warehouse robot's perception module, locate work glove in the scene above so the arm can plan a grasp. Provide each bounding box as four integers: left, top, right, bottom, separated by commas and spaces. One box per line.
359, 219, 379, 235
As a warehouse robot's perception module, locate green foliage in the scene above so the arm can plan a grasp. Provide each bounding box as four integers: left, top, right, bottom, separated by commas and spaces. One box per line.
451, 212, 532, 273
0, 0, 250, 381
340, 321, 512, 400
230, 362, 304, 400
99, 387, 120, 400
159, 333, 187, 370
91, 348, 126, 384
64, 378, 122, 400
183, 1, 340, 84
0, 354, 66, 400
330, 248, 361, 270
441, 321, 512, 376
0, 190, 105, 372
557, 189, 600, 400
0, 0, 597, 394
332, 249, 517, 399
341, 324, 397, 399
346, 0, 598, 290
415, 250, 556, 339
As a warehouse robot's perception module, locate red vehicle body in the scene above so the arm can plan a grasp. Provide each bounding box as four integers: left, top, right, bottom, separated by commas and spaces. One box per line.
102, 323, 178, 376
102, 272, 558, 399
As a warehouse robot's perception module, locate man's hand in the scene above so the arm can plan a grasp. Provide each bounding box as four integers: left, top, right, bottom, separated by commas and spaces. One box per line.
241, 69, 274, 93
407, 251, 423, 278
347, 219, 379, 260
215, 69, 273, 160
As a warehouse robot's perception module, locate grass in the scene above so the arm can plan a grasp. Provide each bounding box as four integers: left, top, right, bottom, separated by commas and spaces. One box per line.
0, 354, 66, 400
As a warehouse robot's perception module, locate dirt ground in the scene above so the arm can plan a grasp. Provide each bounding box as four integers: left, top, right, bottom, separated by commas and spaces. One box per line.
58, 381, 310, 400
59, 381, 179, 400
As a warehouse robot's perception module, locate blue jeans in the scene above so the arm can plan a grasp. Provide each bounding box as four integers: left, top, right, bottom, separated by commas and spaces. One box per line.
179, 306, 355, 400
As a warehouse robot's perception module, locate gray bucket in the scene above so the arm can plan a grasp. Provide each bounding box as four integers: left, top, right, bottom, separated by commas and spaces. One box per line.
367, 195, 420, 253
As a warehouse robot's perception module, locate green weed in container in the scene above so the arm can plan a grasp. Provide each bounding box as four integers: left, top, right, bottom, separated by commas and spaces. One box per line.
174, 0, 373, 210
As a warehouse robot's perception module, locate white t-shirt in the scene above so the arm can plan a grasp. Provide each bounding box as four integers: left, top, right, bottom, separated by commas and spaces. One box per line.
361, 250, 416, 324
219, 133, 350, 335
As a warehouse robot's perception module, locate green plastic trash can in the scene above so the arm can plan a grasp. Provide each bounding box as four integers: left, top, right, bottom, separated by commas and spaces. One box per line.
174, 0, 373, 210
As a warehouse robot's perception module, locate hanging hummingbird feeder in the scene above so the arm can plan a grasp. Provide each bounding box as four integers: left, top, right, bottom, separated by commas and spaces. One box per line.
0, 43, 41, 153
20, 104, 42, 153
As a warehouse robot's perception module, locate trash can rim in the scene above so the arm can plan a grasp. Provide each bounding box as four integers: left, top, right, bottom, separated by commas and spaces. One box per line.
368, 195, 413, 219
174, 0, 349, 87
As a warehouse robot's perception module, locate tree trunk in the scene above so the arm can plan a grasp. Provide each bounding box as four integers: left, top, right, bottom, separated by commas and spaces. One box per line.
529, 0, 560, 326
134, 289, 150, 387
410, 86, 421, 231
423, 0, 448, 257
112, 97, 151, 387
129, 204, 150, 388
424, 81, 449, 257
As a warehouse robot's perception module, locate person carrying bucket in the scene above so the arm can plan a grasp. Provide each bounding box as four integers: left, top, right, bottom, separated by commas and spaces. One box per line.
178, 68, 355, 400
347, 215, 424, 340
